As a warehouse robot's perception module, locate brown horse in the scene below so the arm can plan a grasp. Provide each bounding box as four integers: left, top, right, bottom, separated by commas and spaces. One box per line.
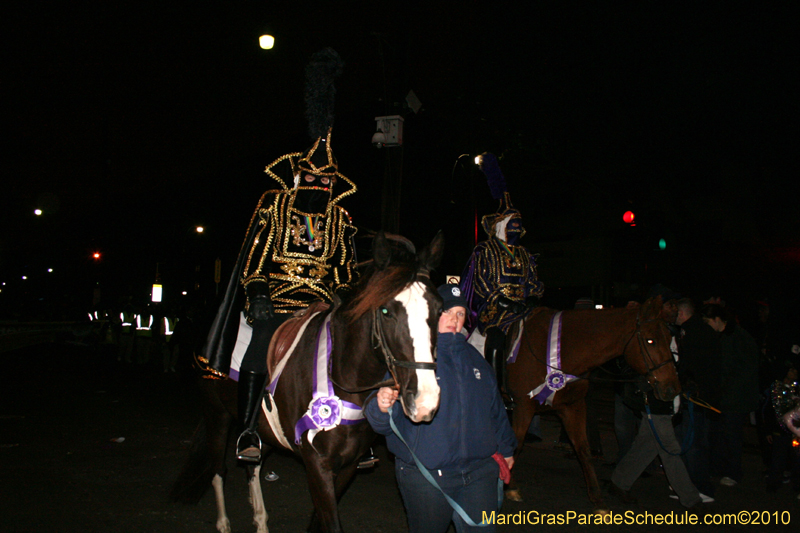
171, 232, 444, 533
504, 296, 680, 513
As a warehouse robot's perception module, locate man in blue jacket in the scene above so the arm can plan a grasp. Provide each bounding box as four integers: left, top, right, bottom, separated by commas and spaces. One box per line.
365, 284, 517, 532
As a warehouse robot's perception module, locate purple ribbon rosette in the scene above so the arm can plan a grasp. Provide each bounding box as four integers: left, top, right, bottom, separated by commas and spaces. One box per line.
308, 395, 343, 429
295, 314, 364, 445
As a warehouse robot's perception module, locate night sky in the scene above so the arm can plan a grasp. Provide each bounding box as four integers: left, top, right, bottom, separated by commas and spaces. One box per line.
2, 1, 798, 320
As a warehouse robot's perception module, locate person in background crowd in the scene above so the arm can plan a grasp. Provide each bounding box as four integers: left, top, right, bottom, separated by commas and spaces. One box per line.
674, 297, 721, 499
701, 303, 760, 487
610, 292, 706, 509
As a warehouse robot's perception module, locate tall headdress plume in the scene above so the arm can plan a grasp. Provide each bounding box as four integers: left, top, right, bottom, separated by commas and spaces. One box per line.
304, 47, 343, 141
295, 48, 344, 178
264, 48, 356, 205
476, 153, 523, 238
478, 152, 507, 201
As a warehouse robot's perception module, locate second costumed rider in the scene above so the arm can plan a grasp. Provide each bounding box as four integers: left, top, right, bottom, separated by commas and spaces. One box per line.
460, 153, 544, 409
197, 48, 358, 463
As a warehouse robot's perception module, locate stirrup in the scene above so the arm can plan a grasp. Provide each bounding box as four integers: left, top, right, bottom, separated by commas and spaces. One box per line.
236, 429, 263, 463
501, 391, 516, 411
357, 450, 379, 469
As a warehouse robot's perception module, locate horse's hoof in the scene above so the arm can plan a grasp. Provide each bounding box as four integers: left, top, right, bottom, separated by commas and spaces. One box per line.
593, 507, 611, 516
505, 489, 523, 502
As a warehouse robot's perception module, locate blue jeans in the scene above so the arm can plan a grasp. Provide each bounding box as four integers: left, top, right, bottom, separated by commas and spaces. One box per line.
395, 457, 500, 533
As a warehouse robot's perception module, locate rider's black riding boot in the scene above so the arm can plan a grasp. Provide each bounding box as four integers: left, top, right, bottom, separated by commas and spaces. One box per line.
490, 348, 515, 411
237, 370, 267, 463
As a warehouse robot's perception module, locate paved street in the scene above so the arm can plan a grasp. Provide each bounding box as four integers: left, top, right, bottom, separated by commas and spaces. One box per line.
1, 341, 796, 532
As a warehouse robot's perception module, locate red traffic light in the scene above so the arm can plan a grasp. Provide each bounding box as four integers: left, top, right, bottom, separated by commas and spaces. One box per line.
92, 252, 101, 260
623, 211, 635, 224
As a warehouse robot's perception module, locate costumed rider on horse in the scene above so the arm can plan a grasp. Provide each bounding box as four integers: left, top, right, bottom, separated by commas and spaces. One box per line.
460, 153, 544, 410
197, 48, 358, 464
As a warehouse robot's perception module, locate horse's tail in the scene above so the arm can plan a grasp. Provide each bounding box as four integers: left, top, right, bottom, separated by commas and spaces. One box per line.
169, 419, 223, 504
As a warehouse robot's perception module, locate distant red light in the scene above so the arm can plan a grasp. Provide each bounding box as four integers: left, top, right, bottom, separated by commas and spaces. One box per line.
623, 211, 635, 224
93, 252, 101, 260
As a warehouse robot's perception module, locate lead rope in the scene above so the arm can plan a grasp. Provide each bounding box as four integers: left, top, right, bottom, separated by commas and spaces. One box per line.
643, 392, 695, 456
387, 405, 501, 527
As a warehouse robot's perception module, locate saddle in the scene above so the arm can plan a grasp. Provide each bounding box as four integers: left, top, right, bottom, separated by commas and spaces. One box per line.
267, 300, 330, 377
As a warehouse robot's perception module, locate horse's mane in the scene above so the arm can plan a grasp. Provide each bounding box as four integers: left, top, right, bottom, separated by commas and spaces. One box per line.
342, 261, 418, 322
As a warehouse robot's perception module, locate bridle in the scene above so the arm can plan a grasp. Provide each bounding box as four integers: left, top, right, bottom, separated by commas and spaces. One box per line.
622, 308, 676, 385
372, 269, 438, 374
371, 306, 437, 372
333, 271, 437, 394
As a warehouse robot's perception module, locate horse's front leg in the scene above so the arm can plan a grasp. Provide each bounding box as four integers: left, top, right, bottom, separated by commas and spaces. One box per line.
557, 399, 609, 514
302, 451, 342, 533
247, 464, 269, 533
211, 474, 232, 533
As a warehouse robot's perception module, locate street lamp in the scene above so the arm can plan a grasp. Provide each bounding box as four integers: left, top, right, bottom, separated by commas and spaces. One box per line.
259, 35, 275, 50
152, 264, 162, 303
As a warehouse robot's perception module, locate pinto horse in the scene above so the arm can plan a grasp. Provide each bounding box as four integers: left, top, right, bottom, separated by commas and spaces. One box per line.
504, 296, 680, 512
171, 232, 444, 533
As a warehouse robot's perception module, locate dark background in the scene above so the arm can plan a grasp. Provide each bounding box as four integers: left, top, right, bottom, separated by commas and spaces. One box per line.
2, 1, 798, 321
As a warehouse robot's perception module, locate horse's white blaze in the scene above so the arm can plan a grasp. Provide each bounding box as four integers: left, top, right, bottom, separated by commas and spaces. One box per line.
212, 474, 232, 533
394, 282, 440, 421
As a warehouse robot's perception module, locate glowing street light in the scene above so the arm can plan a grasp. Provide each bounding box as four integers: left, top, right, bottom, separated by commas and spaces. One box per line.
196, 226, 204, 233
259, 35, 275, 50
34, 209, 43, 216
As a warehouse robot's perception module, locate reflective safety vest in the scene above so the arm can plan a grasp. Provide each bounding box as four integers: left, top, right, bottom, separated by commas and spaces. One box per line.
120, 311, 135, 334
136, 314, 154, 337
162, 317, 177, 342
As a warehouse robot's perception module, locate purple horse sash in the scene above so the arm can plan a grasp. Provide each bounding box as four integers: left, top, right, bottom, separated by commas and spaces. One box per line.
528, 311, 578, 406
294, 314, 364, 445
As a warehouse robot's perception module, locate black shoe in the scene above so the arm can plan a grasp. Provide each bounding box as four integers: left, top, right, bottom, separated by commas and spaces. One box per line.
608, 482, 637, 504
